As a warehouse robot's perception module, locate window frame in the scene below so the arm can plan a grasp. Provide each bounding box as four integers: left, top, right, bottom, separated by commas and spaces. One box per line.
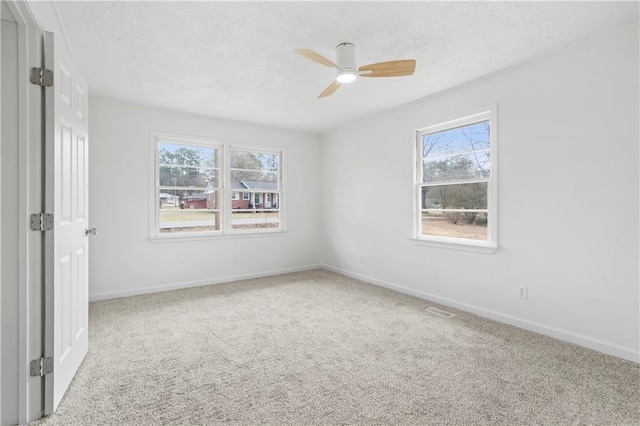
150, 133, 285, 241
413, 109, 498, 253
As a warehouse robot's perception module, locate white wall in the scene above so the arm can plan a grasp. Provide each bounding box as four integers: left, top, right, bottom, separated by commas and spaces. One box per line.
88, 97, 321, 300
320, 26, 639, 362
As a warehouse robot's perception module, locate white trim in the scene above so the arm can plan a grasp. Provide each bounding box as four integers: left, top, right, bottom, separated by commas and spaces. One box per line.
158, 186, 210, 191
322, 265, 639, 363
231, 167, 278, 174
413, 106, 498, 251
150, 228, 286, 243
410, 237, 497, 254
422, 209, 488, 213
149, 131, 285, 239
222, 140, 231, 231
89, 264, 322, 302
279, 148, 287, 231
420, 178, 489, 187
149, 132, 223, 239
152, 130, 226, 148
230, 144, 283, 158
2, 1, 45, 422
418, 111, 491, 136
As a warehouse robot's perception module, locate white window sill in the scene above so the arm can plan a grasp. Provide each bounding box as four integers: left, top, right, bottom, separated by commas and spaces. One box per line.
150, 229, 287, 243
411, 236, 497, 254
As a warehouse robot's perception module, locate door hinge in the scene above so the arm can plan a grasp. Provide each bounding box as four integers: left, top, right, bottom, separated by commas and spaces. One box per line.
29, 67, 54, 87
30, 213, 54, 232
30, 357, 53, 377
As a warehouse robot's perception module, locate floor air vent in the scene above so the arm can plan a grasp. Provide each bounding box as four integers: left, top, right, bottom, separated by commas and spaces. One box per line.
425, 307, 455, 318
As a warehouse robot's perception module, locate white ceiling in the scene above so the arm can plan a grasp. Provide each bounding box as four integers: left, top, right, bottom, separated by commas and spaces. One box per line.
54, 1, 638, 133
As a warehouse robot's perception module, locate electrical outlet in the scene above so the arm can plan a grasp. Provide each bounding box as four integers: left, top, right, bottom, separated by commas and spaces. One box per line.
518, 286, 528, 300
233, 256, 240, 265
359, 256, 364, 264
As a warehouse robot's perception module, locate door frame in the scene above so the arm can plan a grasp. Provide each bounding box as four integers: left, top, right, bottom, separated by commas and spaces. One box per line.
42, 28, 54, 416
1, 0, 45, 423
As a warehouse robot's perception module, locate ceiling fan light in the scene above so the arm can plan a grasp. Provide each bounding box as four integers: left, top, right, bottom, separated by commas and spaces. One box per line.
336, 70, 357, 83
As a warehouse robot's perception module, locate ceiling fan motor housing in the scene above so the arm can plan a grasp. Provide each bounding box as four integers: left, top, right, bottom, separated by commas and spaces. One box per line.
336, 42, 358, 82
336, 42, 357, 71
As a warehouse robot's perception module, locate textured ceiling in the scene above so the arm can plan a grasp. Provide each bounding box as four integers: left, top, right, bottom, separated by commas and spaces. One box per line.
54, 1, 638, 133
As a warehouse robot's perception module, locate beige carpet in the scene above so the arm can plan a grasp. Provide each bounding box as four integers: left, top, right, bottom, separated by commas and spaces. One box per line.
35, 269, 639, 425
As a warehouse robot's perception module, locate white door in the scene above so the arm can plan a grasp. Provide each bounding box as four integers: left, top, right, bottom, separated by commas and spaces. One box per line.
43, 30, 90, 413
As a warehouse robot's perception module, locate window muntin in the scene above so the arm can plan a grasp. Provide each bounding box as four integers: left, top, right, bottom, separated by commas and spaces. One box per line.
416, 112, 495, 246
154, 137, 283, 238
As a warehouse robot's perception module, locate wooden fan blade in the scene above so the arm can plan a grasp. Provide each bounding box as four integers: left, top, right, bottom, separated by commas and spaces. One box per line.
318, 81, 340, 98
296, 49, 341, 70
358, 59, 416, 77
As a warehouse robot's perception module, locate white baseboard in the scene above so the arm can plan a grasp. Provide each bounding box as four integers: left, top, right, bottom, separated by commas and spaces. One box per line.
89, 264, 323, 302
322, 264, 640, 364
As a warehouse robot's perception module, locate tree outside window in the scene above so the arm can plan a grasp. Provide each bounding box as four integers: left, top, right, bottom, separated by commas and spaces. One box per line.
416, 112, 495, 245
154, 137, 283, 237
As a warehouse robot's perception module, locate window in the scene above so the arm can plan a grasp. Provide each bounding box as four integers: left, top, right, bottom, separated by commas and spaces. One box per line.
153, 135, 283, 238
415, 110, 496, 250
157, 141, 221, 234
230, 148, 281, 231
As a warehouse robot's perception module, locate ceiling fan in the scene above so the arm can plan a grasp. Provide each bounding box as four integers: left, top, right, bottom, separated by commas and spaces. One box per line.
296, 42, 416, 98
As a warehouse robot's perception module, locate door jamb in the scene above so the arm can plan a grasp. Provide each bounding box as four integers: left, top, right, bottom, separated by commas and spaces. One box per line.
3, 0, 46, 422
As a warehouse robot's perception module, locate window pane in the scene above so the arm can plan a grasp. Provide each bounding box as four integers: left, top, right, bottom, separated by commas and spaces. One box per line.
232, 192, 280, 211
230, 150, 279, 188
158, 142, 219, 188
422, 182, 487, 209
156, 141, 284, 236
159, 166, 218, 188
231, 210, 280, 230
230, 150, 278, 171
230, 170, 278, 184
159, 143, 218, 168
422, 120, 489, 158
421, 211, 488, 241
159, 190, 220, 233
423, 150, 490, 183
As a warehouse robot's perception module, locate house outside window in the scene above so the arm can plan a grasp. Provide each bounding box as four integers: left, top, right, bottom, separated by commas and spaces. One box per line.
415, 110, 497, 252
152, 134, 284, 238
230, 148, 281, 231
156, 140, 221, 233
